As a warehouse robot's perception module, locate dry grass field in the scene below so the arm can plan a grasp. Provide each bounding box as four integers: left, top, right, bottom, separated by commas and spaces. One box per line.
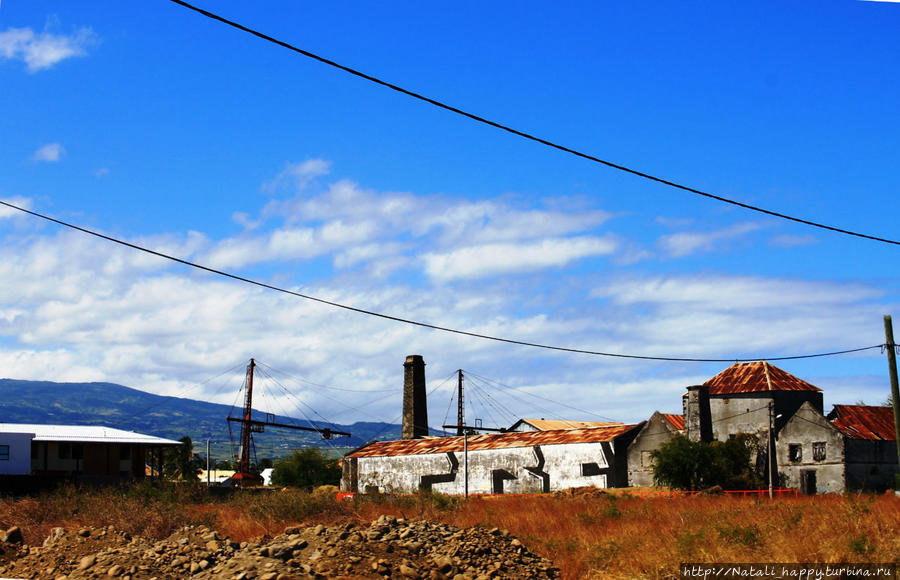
2, 484, 898, 579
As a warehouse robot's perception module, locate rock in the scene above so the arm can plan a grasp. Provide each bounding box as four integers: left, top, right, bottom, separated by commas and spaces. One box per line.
107, 564, 124, 576
78, 555, 97, 570
3, 526, 23, 544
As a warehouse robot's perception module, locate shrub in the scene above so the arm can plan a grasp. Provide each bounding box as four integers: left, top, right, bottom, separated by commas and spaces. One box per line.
270, 448, 341, 489
652, 434, 763, 490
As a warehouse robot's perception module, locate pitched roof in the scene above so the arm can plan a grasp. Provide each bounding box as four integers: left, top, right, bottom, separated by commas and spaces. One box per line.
0, 423, 182, 445
702, 361, 821, 395
828, 405, 896, 441
513, 418, 623, 431
347, 424, 641, 458
662, 414, 685, 431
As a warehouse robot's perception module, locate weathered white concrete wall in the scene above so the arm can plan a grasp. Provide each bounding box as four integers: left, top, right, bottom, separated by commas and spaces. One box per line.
0, 432, 35, 475
777, 403, 846, 494
708, 397, 770, 441
352, 441, 618, 495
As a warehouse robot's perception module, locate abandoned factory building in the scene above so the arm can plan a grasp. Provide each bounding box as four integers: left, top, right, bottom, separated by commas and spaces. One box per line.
343, 424, 641, 495
632, 361, 898, 494
341, 355, 642, 494
342, 356, 897, 495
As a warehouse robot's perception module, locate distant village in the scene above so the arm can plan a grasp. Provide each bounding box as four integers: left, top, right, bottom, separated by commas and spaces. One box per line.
1, 355, 897, 495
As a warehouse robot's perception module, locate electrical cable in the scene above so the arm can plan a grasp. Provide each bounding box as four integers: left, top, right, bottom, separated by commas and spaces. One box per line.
255, 361, 396, 423
167, 0, 900, 247
466, 370, 621, 421
0, 199, 884, 363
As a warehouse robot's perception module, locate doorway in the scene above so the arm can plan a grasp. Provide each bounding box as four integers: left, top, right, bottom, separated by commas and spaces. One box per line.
801, 470, 817, 495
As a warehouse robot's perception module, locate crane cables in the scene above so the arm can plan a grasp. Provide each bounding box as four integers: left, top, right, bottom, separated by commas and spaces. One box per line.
0, 199, 884, 363
167, 0, 900, 247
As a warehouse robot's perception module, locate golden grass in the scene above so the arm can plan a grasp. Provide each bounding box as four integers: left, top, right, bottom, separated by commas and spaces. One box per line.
2, 485, 898, 579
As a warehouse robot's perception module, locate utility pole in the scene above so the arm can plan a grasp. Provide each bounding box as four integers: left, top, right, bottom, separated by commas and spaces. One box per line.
206, 439, 211, 485
464, 429, 469, 499
884, 316, 900, 483
457, 369, 465, 436
768, 400, 775, 499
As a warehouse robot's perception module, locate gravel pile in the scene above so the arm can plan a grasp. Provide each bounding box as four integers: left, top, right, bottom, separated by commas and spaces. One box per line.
0, 517, 558, 579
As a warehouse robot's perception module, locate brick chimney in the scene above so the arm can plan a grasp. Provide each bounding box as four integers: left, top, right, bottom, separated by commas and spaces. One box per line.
402, 355, 428, 440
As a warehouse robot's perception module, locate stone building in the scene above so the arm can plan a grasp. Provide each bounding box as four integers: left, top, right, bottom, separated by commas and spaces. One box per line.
777, 403, 898, 493
627, 361, 897, 494
626, 411, 684, 487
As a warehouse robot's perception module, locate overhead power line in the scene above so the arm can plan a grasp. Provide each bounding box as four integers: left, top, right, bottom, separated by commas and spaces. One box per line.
0, 198, 885, 362
167, 0, 900, 247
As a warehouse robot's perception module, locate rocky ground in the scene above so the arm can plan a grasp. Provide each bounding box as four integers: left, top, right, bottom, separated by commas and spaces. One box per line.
0, 516, 559, 579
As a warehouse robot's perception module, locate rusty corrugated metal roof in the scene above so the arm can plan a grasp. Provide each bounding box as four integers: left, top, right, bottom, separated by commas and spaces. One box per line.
662, 414, 685, 431
517, 418, 623, 430
347, 424, 641, 458
828, 405, 896, 441
702, 361, 821, 395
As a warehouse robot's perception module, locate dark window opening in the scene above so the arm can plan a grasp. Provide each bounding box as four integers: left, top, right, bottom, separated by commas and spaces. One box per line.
812, 442, 826, 462
582, 462, 603, 476
120, 446, 131, 460
789, 444, 802, 463
72, 444, 83, 460
0, 445, 9, 461
31, 444, 38, 459
58, 443, 71, 459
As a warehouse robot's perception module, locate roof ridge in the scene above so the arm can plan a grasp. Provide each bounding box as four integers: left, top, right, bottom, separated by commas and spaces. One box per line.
763, 361, 773, 391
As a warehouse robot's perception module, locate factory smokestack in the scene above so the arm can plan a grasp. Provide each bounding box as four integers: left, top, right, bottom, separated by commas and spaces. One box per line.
402, 355, 428, 439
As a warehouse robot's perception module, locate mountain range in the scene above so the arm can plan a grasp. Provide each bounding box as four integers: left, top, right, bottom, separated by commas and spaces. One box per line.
0, 378, 417, 462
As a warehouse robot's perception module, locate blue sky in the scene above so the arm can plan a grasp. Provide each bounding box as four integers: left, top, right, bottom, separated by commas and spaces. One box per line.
1, 1, 899, 429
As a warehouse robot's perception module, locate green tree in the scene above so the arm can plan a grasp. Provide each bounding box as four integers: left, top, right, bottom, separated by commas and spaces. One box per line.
163, 436, 201, 481
271, 448, 341, 488
651, 434, 762, 490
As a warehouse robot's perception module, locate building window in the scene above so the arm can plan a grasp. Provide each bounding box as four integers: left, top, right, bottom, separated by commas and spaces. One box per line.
58, 443, 71, 459
0, 445, 9, 460
641, 450, 655, 468
789, 444, 802, 463
582, 462, 602, 476
120, 446, 131, 460
812, 442, 826, 462
72, 444, 84, 460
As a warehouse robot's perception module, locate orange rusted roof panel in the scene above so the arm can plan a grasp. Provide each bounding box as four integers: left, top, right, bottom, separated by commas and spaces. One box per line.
347, 424, 641, 458
829, 405, 896, 441
662, 414, 685, 431
703, 361, 821, 395
519, 418, 623, 430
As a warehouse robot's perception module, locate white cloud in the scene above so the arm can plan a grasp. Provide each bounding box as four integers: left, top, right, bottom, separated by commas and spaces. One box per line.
31, 142, 65, 163
595, 275, 881, 310
658, 222, 765, 257
0, 162, 892, 427
0, 197, 32, 219
261, 159, 331, 194
423, 236, 618, 282
0, 26, 95, 72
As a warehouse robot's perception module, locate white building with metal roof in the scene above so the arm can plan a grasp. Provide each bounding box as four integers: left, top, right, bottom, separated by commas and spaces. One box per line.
0, 423, 181, 483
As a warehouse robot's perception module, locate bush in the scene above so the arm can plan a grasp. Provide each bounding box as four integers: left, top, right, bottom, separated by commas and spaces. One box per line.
651, 434, 763, 490
270, 448, 341, 489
